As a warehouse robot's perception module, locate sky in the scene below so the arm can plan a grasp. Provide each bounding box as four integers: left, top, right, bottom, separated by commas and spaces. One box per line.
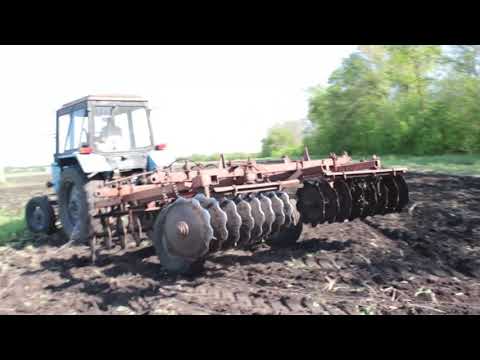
0, 45, 356, 167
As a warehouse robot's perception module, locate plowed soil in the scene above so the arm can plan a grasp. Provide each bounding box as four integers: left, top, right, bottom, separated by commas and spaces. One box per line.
1, 172, 479, 315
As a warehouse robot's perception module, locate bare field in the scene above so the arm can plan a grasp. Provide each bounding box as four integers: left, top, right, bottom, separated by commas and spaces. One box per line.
0, 172, 479, 314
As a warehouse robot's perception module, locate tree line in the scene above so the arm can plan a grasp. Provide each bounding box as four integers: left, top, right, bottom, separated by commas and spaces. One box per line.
262, 45, 480, 158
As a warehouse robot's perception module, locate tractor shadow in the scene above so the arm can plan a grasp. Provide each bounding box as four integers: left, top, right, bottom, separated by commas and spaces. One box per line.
9, 230, 69, 250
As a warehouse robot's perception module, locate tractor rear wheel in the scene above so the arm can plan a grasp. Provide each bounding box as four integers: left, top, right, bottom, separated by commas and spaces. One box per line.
25, 196, 56, 234
57, 167, 103, 243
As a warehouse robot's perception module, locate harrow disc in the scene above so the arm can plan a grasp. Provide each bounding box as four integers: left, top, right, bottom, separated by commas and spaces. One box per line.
296, 181, 325, 226
219, 198, 241, 249
152, 197, 213, 275
258, 193, 274, 239
317, 180, 338, 223
234, 195, 255, 247
363, 180, 378, 218
246, 194, 265, 242
349, 180, 367, 220
266, 208, 303, 248
267, 192, 286, 235
333, 179, 352, 222
382, 176, 399, 213
394, 175, 409, 211
194, 194, 229, 251
374, 178, 389, 215
277, 191, 294, 227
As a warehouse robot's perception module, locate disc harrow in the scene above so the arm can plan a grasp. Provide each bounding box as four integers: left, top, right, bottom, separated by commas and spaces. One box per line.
296, 174, 409, 227
81, 150, 410, 275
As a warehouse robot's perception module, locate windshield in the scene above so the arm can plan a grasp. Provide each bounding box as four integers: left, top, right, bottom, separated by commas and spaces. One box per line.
93, 106, 152, 152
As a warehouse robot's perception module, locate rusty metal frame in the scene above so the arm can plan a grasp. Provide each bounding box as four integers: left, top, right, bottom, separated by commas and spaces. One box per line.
93, 152, 407, 211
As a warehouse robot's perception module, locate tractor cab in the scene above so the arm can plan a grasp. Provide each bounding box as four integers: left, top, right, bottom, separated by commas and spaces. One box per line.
53, 95, 174, 189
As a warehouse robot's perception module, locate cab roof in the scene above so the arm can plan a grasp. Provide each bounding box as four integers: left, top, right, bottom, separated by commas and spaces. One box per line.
61, 94, 148, 109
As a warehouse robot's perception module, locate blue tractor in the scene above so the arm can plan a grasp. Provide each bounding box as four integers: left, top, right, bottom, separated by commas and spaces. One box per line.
25, 95, 175, 243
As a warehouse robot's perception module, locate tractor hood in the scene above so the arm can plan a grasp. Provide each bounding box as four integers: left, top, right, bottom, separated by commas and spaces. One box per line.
105, 152, 149, 171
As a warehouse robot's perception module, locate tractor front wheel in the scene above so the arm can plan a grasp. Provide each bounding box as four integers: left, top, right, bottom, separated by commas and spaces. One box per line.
25, 196, 56, 234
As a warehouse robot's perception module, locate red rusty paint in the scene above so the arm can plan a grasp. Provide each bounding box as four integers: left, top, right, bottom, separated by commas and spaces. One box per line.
93, 154, 406, 211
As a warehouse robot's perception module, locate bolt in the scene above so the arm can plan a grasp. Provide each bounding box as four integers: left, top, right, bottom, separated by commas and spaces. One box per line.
176, 221, 189, 237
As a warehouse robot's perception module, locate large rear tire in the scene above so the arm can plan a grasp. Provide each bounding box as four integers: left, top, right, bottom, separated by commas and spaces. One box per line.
57, 167, 103, 243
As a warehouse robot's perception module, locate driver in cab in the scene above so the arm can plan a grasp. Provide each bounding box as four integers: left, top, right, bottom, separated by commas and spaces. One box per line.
95, 116, 127, 152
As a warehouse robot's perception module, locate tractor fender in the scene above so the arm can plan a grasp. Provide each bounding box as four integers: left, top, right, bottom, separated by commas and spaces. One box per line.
75, 153, 113, 174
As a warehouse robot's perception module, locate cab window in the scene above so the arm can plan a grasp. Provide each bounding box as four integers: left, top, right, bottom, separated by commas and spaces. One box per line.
93, 106, 152, 152
58, 108, 89, 153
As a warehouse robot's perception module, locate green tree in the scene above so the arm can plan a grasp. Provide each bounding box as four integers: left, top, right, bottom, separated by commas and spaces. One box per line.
261, 120, 305, 158
307, 47, 392, 155
442, 45, 480, 77
304, 45, 480, 156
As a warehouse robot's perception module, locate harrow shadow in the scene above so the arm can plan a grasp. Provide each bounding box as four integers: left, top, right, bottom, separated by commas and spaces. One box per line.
35, 243, 189, 312
363, 219, 480, 280
10, 231, 69, 250
207, 238, 353, 270
31, 236, 357, 312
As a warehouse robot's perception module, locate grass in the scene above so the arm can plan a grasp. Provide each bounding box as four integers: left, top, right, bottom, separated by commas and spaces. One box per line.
305, 153, 480, 176
358, 304, 376, 315
0, 211, 26, 246
377, 154, 480, 176
260, 153, 480, 175
249, 153, 480, 175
